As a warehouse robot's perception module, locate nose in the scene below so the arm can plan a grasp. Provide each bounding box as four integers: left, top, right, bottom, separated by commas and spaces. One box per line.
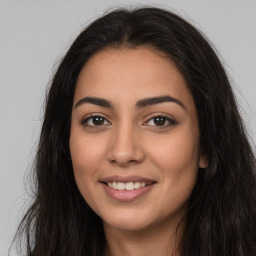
107, 125, 145, 167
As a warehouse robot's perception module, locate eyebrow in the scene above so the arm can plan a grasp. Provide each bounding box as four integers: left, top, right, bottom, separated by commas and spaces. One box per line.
75, 95, 186, 110
75, 97, 112, 108
136, 95, 186, 109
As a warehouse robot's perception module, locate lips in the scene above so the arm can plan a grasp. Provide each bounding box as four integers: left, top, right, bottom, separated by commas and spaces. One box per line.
100, 175, 156, 201
101, 175, 155, 183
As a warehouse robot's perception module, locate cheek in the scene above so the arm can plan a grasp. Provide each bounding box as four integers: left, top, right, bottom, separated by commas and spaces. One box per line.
147, 132, 199, 216
150, 134, 199, 171
72, 144, 101, 173
70, 131, 106, 173
69, 131, 107, 199
147, 127, 200, 193
69, 134, 107, 211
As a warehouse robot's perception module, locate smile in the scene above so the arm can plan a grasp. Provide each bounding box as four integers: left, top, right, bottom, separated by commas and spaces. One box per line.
106, 181, 151, 190
100, 176, 156, 201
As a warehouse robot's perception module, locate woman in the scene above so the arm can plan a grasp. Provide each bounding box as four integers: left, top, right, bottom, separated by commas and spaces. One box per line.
15, 7, 256, 256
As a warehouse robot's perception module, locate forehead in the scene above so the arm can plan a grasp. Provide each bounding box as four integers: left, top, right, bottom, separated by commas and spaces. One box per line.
74, 47, 195, 112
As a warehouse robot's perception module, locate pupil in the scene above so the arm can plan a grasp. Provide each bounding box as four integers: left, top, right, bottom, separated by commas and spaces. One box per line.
154, 117, 165, 126
93, 117, 104, 125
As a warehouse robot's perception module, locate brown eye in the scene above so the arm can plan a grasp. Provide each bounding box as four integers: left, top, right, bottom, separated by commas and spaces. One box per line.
81, 116, 110, 127
153, 117, 166, 126
146, 115, 176, 128
92, 116, 104, 125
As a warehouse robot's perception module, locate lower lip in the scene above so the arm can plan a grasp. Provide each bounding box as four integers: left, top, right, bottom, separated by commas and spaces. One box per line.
102, 183, 155, 202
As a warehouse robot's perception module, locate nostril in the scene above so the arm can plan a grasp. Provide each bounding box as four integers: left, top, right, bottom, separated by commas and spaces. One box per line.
107, 145, 145, 166
109, 159, 140, 167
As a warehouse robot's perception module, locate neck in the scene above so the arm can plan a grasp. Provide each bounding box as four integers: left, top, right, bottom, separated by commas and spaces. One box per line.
103, 217, 184, 256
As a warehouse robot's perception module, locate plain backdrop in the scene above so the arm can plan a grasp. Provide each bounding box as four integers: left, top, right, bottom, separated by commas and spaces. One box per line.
1, 0, 255, 255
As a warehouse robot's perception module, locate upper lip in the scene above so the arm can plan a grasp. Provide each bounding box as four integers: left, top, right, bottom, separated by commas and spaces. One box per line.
100, 175, 156, 184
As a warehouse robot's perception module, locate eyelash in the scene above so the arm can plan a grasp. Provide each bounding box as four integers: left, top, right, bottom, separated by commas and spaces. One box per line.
80, 114, 177, 129
80, 115, 111, 128
145, 115, 177, 128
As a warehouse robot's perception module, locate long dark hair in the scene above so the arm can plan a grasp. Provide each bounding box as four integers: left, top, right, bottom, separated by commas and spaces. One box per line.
14, 7, 256, 256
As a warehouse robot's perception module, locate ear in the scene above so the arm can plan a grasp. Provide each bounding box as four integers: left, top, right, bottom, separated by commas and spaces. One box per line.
199, 154, 208, 169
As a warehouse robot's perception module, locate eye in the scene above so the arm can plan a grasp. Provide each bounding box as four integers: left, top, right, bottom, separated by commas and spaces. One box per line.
81, 115, 111, 127
145, 115, 176, 128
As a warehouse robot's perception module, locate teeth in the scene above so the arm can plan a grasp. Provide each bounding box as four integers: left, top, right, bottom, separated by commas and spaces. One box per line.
140, 182, 146, 187
134, 182, 140, 189
117, 182, 126, 190
106, 181, 150, 190
125, 182, 134, 191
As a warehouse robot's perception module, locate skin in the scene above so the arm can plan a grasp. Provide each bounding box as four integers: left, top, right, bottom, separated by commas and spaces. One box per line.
69, 47, 206, 256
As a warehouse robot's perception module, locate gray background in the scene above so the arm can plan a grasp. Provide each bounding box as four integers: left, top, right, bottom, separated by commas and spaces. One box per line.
1, 0, 255, 255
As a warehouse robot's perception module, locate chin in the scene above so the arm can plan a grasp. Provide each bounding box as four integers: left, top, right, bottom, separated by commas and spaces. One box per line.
101, 210, 154, 232
104, 219, 152, 232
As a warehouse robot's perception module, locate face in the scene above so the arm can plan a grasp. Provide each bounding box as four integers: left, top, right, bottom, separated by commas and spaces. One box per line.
70, 47, 206, 232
